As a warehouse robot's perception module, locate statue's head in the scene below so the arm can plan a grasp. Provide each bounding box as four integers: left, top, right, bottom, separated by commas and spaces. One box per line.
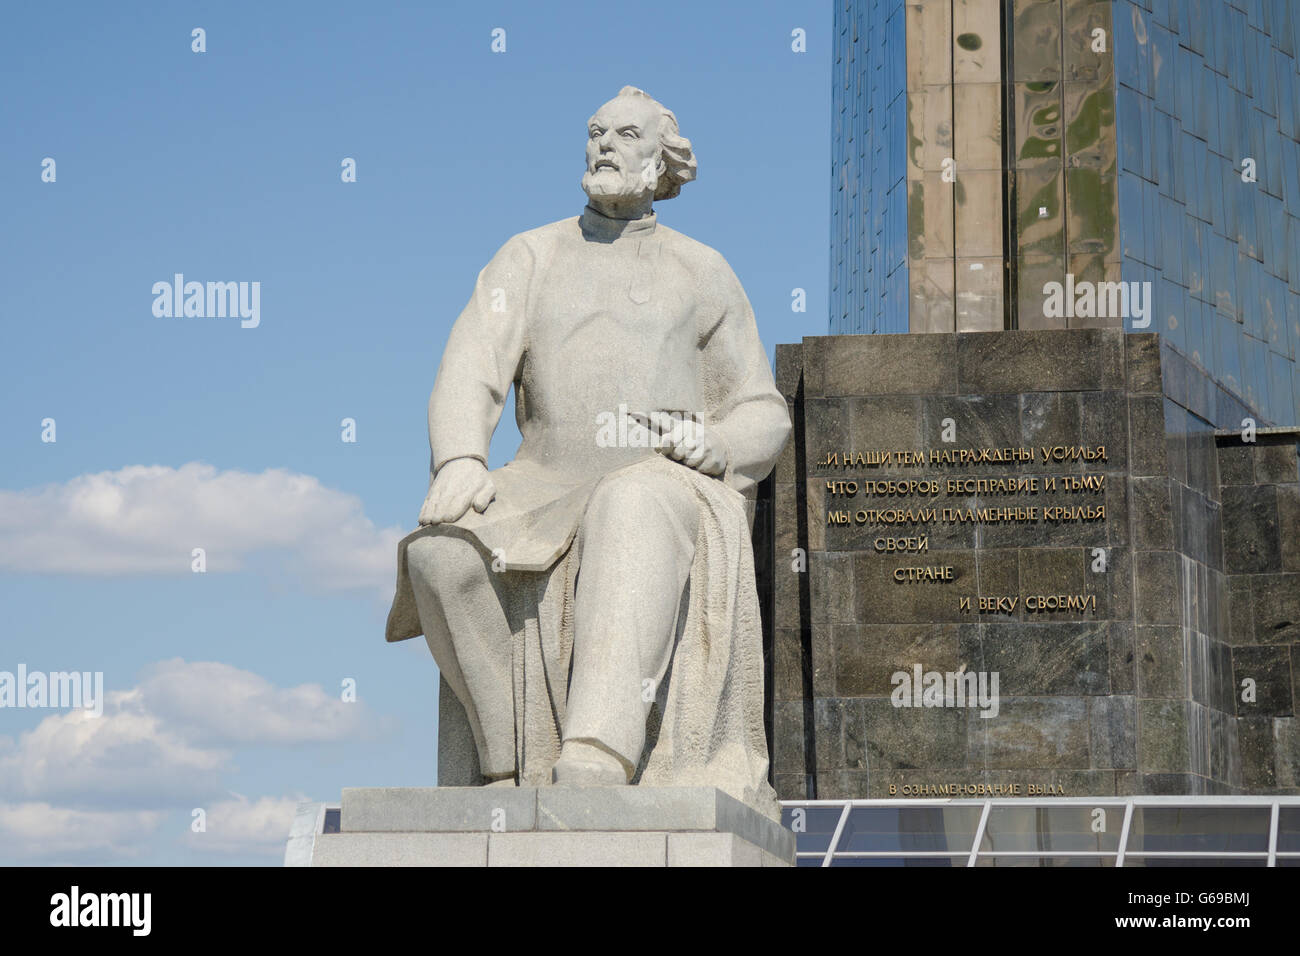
582, 86, 697, 206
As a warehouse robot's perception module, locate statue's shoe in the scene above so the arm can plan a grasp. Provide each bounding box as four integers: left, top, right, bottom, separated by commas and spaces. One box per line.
483, 775, 518, 787
551, 742, 629, 786
551, 757, 626, 785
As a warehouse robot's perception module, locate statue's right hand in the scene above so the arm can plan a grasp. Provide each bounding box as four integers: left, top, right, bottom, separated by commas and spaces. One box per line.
418, 458, 496, 525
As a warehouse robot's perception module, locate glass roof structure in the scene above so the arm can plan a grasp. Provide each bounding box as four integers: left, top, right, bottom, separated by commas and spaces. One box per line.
780, 796, 1300, 867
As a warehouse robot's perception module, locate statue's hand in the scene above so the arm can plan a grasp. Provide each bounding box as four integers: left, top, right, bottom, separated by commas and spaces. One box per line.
418, 457, 496, 525
652, 412, 728, 478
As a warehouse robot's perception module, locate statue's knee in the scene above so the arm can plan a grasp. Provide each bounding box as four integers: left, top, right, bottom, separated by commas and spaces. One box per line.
586, 472, 693, 532
407, 533, 486, 595
588, 473, 664, 521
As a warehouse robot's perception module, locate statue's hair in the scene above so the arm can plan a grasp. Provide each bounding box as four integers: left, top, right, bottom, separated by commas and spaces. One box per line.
616, 85, 697, 200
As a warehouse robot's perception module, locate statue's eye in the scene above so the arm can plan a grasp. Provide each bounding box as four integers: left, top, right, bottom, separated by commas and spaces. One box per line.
589, 128, 602, 139
620, 129, 638, 139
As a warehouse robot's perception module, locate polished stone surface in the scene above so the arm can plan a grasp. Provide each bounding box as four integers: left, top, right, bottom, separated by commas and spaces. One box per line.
766, 327, 1299, 799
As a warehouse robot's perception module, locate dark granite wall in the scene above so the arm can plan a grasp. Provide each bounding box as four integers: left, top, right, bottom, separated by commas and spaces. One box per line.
763, 328, 1299, 798
1220, 431, 1300, 790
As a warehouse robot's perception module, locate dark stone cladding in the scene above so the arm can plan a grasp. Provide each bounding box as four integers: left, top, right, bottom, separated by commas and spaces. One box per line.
760, 328, 1300, 800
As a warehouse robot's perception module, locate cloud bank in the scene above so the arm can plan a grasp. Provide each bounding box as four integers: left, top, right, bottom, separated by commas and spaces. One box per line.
0, 462, 404, 592
0, 659, 375, 861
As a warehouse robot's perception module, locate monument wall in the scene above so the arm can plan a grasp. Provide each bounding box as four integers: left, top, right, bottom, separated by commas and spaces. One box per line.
763, 328, 1299, 800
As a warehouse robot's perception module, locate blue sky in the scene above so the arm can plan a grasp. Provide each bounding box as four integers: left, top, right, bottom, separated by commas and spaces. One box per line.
0, 1, 829, 863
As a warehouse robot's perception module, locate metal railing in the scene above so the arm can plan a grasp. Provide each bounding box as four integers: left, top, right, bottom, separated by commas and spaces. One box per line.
779, 795, 1300, 867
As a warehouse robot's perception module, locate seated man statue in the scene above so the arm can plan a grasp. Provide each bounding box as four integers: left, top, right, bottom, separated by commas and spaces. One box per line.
384, 85, 791, 814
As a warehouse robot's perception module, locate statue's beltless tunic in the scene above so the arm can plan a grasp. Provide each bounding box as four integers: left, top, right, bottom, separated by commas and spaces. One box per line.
385, 205, 791, 814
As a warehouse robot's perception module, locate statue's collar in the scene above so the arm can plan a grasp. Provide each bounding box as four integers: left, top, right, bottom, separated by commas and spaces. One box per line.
579, 204, 657, 242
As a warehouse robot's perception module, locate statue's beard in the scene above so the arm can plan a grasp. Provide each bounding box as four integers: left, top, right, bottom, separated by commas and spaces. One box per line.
582, 166, 655, 203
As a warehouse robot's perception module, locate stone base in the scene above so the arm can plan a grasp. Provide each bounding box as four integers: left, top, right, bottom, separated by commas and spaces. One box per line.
286, 786, 795, 867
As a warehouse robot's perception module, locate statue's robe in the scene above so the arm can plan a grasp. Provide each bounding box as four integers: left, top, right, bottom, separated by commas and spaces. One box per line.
385, 204, 791, 814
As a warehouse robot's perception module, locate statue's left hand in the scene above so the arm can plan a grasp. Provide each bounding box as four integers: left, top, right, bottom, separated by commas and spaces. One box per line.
651, 412, 728, 477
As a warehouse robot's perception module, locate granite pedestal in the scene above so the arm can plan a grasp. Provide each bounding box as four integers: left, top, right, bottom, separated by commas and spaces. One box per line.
286, 786, 795, 867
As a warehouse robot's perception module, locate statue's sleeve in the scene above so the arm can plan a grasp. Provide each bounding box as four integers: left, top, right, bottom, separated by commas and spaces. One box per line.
427, 236, 532, 478
698, 257, 793, 497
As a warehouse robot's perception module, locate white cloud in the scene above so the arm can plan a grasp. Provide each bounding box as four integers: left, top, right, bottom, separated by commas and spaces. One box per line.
185, 793, 304, 856
0, 462, 404, 592
0, 694, 228, 809
136, 658, 373, 746
0, 660, 374, 812
0, 801, 165, 862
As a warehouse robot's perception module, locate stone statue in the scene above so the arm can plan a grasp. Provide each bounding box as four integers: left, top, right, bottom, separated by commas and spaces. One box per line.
385, 86, 791, 815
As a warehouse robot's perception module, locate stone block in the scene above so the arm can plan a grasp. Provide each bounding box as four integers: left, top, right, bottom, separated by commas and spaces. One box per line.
982, 697, 1090, 769
1022, 392, 1082, 449
803, 333, 957, 397
1136, 625, 1186, 698
1232, 645, 1294, 716
773, 773, 806, 801
845, 396, 926, 461
852, 549, 977, 623
1130, 477, 1174, 550
813, 770, 871, 799
956, 328, 1122, 393
981, 622, 1109, 695
666, 832, 784, 866
1249, 573, 1300, 643
1087, 545, 1132, 619
1139, 773, 1200, 795
833, 623, 965, 697
772, 700, 807, 774
772, 627, 805, 702
1278, 485, 1300, 572
858, 698, 971, 770
816, 694, 854, 771
1126, 333, 1162, 393
488, 832, 666, 867
1275, 717, 1300, 789
1256, 443, 1299, 484
342, 786, 537, 833
921, 395, 1023, 470
1226, 576, 1255, 645
534, 787, 795, 860
302, 787, 795, 867
804, 398, 850, 474
1221, 485, 1281, 574
809, 551, 855, 625
1108, 623, 1136, 695
312, 832, 488, 867
773, 343, 803, 400
1216, 443, 1254, 485
1138, 699, 1191, 773
1089, 696, 1137, 769
1127, 396, 1169, 477
1237, 717, 1277, 789
1080, 390, 1130, 473
1133, 550, 1180, 625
